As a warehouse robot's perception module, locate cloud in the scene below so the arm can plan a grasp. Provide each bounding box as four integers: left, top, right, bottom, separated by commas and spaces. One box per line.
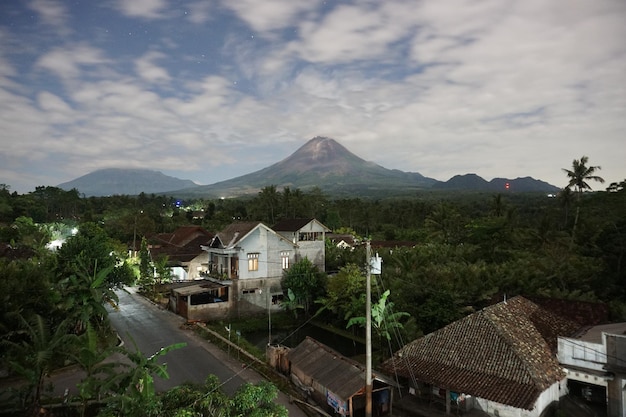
186, 1, 213, 24
27, 0, 69, 29
223, 0, 317, 35
113, 0, 168, 19
295, 2, 416, 64
36, 44, 110, 80
134, 51, 171, 83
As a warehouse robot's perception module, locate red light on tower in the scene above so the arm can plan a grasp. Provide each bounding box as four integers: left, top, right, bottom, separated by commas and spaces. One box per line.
505, 182, 510, 190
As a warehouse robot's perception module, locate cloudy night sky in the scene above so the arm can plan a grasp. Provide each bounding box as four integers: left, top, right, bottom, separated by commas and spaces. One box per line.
1, 0, 625, 194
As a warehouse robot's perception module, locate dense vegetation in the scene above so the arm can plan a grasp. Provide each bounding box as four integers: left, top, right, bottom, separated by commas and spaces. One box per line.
0, 159, 624, 415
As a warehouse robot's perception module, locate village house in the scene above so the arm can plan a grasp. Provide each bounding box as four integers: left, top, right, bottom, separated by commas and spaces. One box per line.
148, 226, 214, 281
381, 296, 582, 417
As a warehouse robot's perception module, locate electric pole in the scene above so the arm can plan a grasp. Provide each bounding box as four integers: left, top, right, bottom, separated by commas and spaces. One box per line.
365, 240, 372, 417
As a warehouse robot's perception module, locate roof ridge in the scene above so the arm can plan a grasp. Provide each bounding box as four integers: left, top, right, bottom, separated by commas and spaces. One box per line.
482, 298, 558, 389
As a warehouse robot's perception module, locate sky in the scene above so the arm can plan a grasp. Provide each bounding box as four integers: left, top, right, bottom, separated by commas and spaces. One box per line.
1, 0, 625, 194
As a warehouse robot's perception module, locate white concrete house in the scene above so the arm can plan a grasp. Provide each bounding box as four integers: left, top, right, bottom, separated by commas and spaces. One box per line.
201, 221, 298, 317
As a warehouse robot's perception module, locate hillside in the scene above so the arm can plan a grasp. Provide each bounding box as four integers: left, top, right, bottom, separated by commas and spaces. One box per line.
176, 137, 438, 198
57, 168, 198, 197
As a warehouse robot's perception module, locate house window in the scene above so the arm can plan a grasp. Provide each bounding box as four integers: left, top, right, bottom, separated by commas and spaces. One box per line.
247, 253, 259, 271
298, 232, 322, 241
281, 251, 290, 269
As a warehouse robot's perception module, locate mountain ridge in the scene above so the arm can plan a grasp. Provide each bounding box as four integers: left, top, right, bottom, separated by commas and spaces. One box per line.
57, 137, 560, 197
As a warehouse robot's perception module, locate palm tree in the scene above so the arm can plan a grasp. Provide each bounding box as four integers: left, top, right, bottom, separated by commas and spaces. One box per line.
562, 156, 605, 194
562, 156, 605, 245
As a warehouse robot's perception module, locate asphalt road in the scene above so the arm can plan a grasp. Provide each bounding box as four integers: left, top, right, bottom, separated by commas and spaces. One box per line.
3, 287, 308, 416
108, 287, 245, 395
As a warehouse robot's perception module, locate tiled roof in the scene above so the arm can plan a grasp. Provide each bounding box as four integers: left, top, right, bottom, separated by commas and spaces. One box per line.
152, 226, 213, 247
272, 218, 315, 231
381, 296, 581, 410
211, 222, 263, 249
149, 226, 213, 263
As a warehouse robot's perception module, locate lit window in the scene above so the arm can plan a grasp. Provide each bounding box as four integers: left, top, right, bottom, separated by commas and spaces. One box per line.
281, 251, 290, 269
247, 253, 259, 271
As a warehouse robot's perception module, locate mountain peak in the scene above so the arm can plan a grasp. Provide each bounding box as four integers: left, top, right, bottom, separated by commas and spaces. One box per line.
300, 136, 353, 163
276, 136, 368, 175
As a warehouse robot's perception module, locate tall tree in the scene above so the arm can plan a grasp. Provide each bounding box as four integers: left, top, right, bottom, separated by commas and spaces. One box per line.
562, 156, 605, 245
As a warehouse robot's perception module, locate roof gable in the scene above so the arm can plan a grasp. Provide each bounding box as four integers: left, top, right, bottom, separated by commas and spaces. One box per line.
272, 218, 330, 233
382, 296, 581, 410
210, 221, 295, 249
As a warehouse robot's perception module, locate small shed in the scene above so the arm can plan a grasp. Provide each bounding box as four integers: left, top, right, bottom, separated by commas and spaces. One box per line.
287, 337, 394, 417
170, 280, 230, 321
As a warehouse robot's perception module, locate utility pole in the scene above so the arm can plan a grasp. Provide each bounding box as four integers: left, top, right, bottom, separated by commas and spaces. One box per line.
365, 240, 372, 417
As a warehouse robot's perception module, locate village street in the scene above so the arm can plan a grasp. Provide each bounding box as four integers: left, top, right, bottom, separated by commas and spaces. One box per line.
42, 287, 308, 417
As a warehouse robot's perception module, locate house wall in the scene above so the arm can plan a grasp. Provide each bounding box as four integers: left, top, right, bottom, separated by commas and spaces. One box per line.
558, 337, 607, 373
232, 277, 283, 317
473, 380, 564, 417
236, 227, 294, 280
187, 252, 209, 280
275, 220, 327, 271
606, 333, 626, 417
185, 300, 230, 321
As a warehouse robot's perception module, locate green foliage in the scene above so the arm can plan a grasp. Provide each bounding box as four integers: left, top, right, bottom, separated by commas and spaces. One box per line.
55, 222, 132, 289
281, 258, 326, 317
1, 314, 77, 414
102, 340, 186, 417
230, 381, 288, 417
346, 290, 410, 343
56, 259, 119, 333
317, 263, 366, 322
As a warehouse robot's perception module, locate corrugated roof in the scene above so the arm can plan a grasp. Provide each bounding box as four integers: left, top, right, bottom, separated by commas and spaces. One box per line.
172, 281, 226, 295
381, 296, 581, 410
288, 337, 391, 401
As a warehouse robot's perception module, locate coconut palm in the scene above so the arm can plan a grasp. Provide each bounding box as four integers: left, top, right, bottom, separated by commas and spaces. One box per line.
562, 156, 605, 195
562, 156, 605, 245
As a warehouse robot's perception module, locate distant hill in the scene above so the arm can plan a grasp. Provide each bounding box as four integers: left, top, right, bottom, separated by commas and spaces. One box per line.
433, 173, 560, 193
57, 168, 198, 197
178, 136, 439, 198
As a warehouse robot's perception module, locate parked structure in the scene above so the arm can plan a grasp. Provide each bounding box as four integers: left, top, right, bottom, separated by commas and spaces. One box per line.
381, 296, 582, 417
148, 226, 214, 281
558, 322, 626, 417
270, 337, 394, 417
